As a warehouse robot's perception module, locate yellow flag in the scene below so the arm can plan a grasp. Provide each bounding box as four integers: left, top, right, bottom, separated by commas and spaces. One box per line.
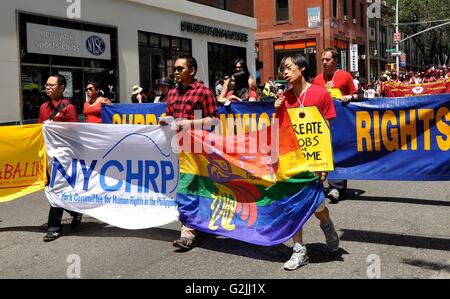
287, 106, 334, 172
0, 124, 46, 202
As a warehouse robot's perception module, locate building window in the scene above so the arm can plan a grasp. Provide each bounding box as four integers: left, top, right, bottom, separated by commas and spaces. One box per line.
360, 3, 365, 27
18, 12, 119, 120
333, 0, 338, 18
208, 42, 246, 89
352, 0, 356, 22
276, 0, 289, 23
218, 0, 227, 9
343, 0, 348, 17
138, 31, 191, 94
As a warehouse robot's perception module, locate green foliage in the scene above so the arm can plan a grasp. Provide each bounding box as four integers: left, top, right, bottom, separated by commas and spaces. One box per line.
386, 0, 450, 65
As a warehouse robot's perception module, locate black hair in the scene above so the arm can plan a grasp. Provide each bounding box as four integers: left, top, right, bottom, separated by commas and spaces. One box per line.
233, 58, 250, 76
177, 54, 198, 76
279, 53, 310, 81
50, 74, 66, 87
87, 81, 102, 91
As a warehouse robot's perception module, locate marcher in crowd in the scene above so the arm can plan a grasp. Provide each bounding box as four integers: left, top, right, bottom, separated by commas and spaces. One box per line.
218, 70, 258, 104
312, 48, 357, 203
219, 58, 259, 102
131, 85, 147, 103
162, 54, 218, 251
38, 74, 82, 242
274, 53, 339, 270
154, 77, 174, 103
83, 82, 111, 123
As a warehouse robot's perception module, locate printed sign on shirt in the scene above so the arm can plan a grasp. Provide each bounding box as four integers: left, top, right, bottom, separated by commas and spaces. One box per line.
287, 106, 334, 172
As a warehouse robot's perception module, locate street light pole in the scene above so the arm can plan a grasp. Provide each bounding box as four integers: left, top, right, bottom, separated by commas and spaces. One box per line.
395, 0, 400, 73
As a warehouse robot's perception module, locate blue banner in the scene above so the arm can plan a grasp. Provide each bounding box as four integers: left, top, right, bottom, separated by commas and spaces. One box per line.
102, 94, 450, 181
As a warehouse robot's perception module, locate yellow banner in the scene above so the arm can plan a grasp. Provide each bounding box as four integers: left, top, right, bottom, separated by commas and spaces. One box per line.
0, 124, 46, 202
287, 106, 334, 172
328, 88, 343, 100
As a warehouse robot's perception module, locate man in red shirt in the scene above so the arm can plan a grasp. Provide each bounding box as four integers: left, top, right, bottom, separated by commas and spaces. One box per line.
313, 48, 357, 102
164, 54, 218, 251
39, 74, 82, 242
313, 48, 357, 202
275, 53, 339, 270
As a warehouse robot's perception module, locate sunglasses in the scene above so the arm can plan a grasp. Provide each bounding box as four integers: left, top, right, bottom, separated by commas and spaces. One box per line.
172, 66, 185, 73
85, 87, 95, 92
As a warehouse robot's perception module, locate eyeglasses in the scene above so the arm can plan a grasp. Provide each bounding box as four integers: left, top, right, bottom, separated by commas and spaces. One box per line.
45, 83, 58, 88
173, 66, 185, 73
85, 87, 94, 92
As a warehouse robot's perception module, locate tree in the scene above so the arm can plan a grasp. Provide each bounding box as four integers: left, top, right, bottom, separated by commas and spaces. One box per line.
386, 0, 450, 66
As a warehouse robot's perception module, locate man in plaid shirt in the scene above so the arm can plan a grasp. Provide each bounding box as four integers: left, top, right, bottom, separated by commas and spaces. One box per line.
165, 54, 218, 251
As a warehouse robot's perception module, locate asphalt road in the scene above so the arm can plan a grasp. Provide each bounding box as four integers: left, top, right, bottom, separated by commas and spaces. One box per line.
0, 180, 449, 279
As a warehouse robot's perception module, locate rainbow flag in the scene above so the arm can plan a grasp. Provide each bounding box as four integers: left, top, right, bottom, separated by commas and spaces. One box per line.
176, 119, 325, 246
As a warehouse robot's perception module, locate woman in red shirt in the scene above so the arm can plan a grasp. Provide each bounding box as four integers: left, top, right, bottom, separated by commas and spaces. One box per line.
83, 82, 111, 123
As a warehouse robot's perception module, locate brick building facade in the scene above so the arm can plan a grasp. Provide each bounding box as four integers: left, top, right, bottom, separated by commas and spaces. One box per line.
256, 0, 368, 83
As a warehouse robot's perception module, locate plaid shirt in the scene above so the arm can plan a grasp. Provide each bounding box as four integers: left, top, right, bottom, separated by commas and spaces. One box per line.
166, 80, 218, 120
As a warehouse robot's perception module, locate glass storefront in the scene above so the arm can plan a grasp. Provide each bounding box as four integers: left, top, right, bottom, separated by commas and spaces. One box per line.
138, 31, 191, 99
19, 12, 119, 120
207, 42, 246, 89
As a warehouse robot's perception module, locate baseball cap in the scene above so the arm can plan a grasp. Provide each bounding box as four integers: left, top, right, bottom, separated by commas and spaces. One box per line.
159, 77, 174, 88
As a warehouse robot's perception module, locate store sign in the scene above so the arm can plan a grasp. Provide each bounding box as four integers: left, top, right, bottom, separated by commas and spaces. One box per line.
26, 23, 111, 60
350, 44, 358, 72
340, 50, 347, 71
307, 7, 321, 28
181, 21, 248, 42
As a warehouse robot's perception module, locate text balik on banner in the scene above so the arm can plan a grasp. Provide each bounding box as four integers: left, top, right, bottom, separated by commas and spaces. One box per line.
43, 122, 179, 229
0, 124, 46, 202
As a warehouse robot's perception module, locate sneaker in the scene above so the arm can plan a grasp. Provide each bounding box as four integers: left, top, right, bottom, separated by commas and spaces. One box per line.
71, 214, 82, 228
172, 237, 195, 251
327, 188, 340, 203
43, 231, 61, 242
283, 243, 309, 270
320, 220, 339, 252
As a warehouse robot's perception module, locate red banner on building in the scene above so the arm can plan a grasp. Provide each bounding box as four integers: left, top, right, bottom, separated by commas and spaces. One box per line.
384, 79, 450, 97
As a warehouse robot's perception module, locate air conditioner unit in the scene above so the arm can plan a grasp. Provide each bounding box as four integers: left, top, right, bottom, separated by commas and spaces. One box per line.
373, 49, 378, 56
343, 15, 348, 21
361, 54, 366, 59
353, 19, 357, 24
305, 48, 315, 54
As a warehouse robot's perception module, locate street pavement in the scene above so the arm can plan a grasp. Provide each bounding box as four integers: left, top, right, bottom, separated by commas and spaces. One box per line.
0, 180, 449, 279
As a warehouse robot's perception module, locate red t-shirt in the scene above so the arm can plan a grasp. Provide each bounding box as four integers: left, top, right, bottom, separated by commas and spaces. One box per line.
313, 70, 357, 96
83, 98, 110, 123
38, 99, 79, 123
277, 84, 336, 127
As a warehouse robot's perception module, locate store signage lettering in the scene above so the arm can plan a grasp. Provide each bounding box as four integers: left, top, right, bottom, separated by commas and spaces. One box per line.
26, 23, 111, 60
86, 36, 106, 56
181, 22, 248, 42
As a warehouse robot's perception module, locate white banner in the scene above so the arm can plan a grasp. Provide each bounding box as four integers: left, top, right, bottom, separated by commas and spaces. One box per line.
350, 44, 358, 72
27, 23, 111, 60
43, 122, 179, 229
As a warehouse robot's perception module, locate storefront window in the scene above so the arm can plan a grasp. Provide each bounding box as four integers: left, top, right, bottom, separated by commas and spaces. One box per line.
18, 12, 119, 120
138, 31, 191, 98
208, 42, 246, 89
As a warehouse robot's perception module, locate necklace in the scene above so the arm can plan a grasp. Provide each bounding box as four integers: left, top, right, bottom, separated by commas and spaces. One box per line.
293, 83, 311, 118
325, 70, 338, 89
